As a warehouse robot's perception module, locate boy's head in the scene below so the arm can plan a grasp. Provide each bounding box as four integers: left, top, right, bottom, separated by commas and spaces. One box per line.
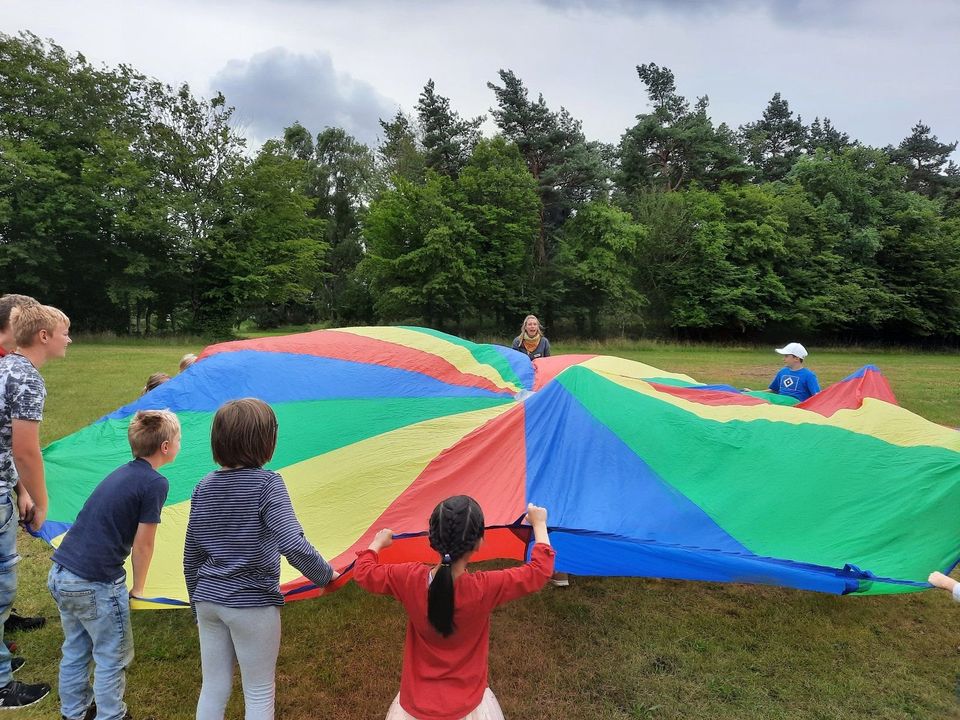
0, 294, 40, 352
179, 353, 198, 372
142, 372, 171, 395
211, 398, 278, 468
775, 342, 807, 369
13, 304, 71, 357
128, 410, 181, 463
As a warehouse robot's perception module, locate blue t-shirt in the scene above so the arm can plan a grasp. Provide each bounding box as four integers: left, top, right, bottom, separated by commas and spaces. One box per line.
53, 458, 169, 582
769, 367, 820, 401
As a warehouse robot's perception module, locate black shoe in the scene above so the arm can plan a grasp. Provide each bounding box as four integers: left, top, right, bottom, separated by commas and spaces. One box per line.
5, 610, 45, 633
0, 680, 51, 708
9, 657, 22, 675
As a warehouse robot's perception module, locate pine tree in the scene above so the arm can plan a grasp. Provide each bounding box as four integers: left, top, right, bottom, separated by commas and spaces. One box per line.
416, 79, 483, 179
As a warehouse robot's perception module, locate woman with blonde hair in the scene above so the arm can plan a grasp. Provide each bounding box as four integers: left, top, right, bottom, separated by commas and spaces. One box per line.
510, 314, 550, 360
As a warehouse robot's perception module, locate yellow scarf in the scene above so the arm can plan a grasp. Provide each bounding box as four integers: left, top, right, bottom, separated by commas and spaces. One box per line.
521, 331, 542, 354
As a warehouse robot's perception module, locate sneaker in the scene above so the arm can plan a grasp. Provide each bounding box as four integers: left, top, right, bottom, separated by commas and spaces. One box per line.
0, 680, 51, 708
9, 658, 22, 675
549, 572, 571, 587
5, 611, 45, 633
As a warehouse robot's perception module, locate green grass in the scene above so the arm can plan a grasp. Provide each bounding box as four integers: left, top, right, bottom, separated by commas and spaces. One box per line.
10, 339, 960, 719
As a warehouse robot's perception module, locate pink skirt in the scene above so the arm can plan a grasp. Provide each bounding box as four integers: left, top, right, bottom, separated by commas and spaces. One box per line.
385, 688, 505, 720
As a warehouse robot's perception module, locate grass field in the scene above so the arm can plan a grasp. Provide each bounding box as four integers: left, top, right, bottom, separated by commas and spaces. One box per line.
9, 338, 960, 719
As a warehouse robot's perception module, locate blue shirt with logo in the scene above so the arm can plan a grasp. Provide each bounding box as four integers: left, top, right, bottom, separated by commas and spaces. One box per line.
769, 367, 820, 401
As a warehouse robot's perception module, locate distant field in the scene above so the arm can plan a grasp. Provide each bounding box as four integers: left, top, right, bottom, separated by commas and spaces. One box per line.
11, 337, 960, 719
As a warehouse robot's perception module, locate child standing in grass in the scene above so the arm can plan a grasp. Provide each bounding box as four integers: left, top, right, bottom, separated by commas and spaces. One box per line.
0, 303, 71, 709
183, 398, 338, 720
49, 409, 181, 720
354, 496, 555, 720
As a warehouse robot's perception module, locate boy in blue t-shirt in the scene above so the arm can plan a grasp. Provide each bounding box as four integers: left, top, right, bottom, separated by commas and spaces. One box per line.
48, 410, 181, 720
767, 342, 820, 402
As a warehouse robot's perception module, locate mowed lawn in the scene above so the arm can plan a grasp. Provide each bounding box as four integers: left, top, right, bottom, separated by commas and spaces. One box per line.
9, 339, 960, 719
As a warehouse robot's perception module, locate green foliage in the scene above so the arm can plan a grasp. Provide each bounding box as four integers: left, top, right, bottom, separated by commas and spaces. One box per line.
739, 93, 807, 182
620, 64, 749, 193
3, 35, 959, 343
486, 70, 610, 321
376, 110, 426, 186
282, 125, 374, 324
559, 202, 647, 336
892, 121, 958, 198
361, 174, 477, 327
454, 137, 540, 324
416, 79, 484, 179
224, 141, 328, 320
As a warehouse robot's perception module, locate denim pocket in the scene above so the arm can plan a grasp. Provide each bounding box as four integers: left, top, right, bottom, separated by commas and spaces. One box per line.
0, 498, 13, 534
58, 589, 98, 621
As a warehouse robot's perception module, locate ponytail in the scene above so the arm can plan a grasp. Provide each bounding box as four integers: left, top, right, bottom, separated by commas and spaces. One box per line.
426, 496, 485, 637
428, 556, 456, 637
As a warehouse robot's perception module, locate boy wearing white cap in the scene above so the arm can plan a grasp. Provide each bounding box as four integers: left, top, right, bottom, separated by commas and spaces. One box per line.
768, 342, 820, 401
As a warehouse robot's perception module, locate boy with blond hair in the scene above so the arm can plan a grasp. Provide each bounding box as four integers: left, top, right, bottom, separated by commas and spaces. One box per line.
0, 294, 39, 357
0, 303, 71, 709
49, 410, 181, 720
0, 295, 46, 636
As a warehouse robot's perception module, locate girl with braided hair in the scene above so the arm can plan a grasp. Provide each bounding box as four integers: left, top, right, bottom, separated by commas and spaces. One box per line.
354, 496, 554, 720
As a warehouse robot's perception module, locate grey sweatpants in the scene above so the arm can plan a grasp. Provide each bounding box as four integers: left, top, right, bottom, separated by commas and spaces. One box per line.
196, 602, 281, 720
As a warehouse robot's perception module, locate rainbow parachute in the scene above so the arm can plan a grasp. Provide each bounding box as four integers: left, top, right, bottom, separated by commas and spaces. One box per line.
41, 327, 960, 608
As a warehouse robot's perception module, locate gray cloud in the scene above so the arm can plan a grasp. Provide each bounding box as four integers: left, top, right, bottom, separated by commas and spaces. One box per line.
212, 47, 398, 146
536, 0, 867, 26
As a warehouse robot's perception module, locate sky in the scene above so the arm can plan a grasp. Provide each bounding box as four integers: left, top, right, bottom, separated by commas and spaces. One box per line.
4, 0, 959, 155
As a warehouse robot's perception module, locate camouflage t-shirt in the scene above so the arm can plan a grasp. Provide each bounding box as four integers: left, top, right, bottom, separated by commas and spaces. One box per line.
0, 354, 46, 494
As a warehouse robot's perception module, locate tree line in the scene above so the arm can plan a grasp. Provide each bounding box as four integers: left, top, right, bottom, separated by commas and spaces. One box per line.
2, 32, 958, 341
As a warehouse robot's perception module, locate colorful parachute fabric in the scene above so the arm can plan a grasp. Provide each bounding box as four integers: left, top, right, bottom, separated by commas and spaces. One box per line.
41, 327, 960, 608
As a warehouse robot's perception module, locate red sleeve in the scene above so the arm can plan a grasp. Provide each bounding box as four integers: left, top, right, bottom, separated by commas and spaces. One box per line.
353, 549, 405, 599
481, 543, 556, 610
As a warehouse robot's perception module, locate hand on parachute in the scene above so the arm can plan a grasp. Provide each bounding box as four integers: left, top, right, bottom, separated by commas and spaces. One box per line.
27, 505, 46, 533
369, 529, 394, 553
524, 503, 547, 527
928, 571, 957, 592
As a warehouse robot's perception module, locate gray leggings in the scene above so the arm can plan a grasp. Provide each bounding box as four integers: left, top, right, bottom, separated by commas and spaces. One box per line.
196, 603, 281, 720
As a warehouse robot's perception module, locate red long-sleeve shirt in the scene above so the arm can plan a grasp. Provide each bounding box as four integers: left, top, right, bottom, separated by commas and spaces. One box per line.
354, 543, 555, 720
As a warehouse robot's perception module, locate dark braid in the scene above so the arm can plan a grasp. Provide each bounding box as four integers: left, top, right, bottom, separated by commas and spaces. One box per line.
427, 495, 485, 637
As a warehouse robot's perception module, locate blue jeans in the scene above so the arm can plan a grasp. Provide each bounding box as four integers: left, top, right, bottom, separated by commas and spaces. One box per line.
0, 494, 20, 688
47, 564, 134, 720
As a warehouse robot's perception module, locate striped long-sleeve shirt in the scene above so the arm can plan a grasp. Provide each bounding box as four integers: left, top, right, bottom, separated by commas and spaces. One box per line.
183, 467, 333, 608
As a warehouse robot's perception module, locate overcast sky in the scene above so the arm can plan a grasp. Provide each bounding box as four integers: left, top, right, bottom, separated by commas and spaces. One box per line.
4, 0, 959, 155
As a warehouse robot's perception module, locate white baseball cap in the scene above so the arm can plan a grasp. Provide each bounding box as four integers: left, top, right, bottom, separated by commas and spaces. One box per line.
775, 342, 808, 359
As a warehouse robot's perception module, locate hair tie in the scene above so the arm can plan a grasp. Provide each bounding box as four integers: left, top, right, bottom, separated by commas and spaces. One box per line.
441, 553, 452, 565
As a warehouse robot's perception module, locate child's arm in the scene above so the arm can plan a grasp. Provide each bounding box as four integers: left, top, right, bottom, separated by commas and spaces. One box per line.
354, 529, 402, 596
527, 504, 550, 546
484, 504, 555, 609
929, 571, 960, 601
183, 499, 205, 604
262, 475, 337, 587
11, 419, 46, 531
131, 522, 159, 597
